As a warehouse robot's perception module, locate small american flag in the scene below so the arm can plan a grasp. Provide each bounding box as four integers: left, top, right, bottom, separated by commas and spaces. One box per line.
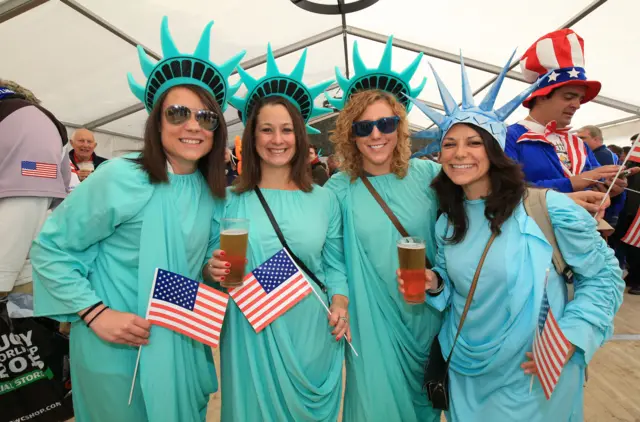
147, 269, 228, 348
229, 248, 312, 333
21, 161, 57, 179
627, 139, 640, 164
622, 208, 640, 248
533, 284, 571, 400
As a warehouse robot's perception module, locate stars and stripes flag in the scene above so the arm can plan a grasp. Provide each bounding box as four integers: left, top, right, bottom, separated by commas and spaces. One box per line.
532, 284, 572, 400
229, 248, 312, 333
21, 161, 57, 179
622, 208, 640, 248
627, 139, 640, 164
146, 269, 229, 348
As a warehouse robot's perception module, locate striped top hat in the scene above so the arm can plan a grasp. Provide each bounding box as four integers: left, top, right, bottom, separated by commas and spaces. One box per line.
520, 29, 601, 108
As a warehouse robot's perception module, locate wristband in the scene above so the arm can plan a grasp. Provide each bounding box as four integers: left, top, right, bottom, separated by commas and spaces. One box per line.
87, 306, 109, 327
79, 301, 103, 321
427, 271, 445, 297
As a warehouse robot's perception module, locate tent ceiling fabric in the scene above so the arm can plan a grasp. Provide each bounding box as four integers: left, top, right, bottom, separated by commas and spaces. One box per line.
1, 0, 637, 141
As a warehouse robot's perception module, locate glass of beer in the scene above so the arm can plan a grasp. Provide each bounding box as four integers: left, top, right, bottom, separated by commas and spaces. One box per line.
397, 237, 426, 304
220, 218, 249, 288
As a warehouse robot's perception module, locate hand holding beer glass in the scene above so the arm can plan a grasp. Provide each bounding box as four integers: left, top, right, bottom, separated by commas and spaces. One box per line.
206, 219, 249, 289
396, 237, 435, 304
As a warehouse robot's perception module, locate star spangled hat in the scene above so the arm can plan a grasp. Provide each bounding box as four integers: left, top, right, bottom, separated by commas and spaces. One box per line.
127, 16, 246, 113
520, 29, 601, 108
228, 44, 334, 134
324, 36, 426, 111
407, 51, 545, 150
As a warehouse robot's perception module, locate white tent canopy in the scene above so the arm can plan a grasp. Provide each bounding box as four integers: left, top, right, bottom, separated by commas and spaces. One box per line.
1, 0, 638, 156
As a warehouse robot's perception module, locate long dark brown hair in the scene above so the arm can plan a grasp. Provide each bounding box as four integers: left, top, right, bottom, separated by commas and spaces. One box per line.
132, 85, 228, 199
233, 95, 313, 193
431, 123, 526, 244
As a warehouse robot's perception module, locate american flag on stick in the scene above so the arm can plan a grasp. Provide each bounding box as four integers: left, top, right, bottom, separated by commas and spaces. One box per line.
627, 140, 640, 164
622, 208, 640, 248
532, 281, 572, 400
147, 269, 228, 348
229, 248, 312, 333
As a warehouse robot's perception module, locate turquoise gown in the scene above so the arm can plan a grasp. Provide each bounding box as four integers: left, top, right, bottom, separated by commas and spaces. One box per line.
325, 159, 443, 422
214, 186, 348, 422
427, 190, 625, 421
30, 156, 223, 422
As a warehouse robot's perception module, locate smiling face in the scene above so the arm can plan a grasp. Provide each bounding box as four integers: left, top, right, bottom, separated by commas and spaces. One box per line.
160, 87, 215, 174
440, 123, 491, 199
255, 103, 296, 170
70, 129, 97, 162
534, 85, 587, 128
353, 100, 398, 175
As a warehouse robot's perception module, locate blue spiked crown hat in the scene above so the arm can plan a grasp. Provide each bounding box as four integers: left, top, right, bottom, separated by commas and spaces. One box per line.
127, 16, 246, 113
229, 44, 334, 135
325, 36, 426, 111
407, 51, 546, 150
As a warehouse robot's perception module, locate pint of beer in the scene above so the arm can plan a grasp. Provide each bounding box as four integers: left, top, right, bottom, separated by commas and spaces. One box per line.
397, 237, 426, 304
220, 219, 249, 288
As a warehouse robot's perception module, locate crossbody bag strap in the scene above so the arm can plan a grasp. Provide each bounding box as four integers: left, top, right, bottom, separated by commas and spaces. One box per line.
360, 176, 433, 268
445, 232, 498, 367
254, 187, 328, 293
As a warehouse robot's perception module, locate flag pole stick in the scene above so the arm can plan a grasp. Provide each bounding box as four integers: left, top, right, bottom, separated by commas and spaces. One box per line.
308, 287, 359, 357
594, 138, 640, 214
581, 178, 640, 195
530, 268, 551, 395
128, 268, 159, 406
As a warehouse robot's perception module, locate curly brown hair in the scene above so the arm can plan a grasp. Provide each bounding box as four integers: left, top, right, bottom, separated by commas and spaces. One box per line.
330, 90, 411, 180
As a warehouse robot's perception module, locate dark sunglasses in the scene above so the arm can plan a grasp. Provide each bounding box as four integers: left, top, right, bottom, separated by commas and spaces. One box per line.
352, 116, 400, 137
164, 104, 219, 131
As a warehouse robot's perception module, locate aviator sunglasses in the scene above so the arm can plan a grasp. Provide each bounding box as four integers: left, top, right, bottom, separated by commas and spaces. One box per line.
164, 104, 219, 131
352, 116, 400, 137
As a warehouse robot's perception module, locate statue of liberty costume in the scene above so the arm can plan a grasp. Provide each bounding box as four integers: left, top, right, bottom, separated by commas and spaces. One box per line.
30, 17, 245, 422
214, 45, 349, 421
407, 51, 625, 421
324, 37, 443, 422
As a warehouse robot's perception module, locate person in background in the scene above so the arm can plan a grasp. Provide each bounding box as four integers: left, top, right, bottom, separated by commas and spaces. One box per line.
69, 128, 108, 182
505, 30, 627, 199
621, 146, 631, 162
0, 79, 70, 299
224, 147, 238, 186
326, 154, 340, 176
309, 144, 329, 185
608, 144, 623, 161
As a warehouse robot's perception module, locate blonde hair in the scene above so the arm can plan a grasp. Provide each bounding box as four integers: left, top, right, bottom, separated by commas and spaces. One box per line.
0, 79, 40, 105
330, 90, 411, 180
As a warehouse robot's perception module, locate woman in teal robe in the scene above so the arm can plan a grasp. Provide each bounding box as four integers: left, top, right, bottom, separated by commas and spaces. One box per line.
423, 121, 624, 421
30, 84, 230, 421
205, 96, 350, 421
325, 90, 442, 422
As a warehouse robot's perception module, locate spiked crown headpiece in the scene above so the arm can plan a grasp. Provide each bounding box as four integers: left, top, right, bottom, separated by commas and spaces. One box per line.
229, 44, 333, 135
408, 51, 544, 150
127, 16, 246, 113
325, 36, 426, 111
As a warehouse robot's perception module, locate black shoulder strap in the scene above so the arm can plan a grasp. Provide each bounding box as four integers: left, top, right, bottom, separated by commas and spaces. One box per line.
254, 187, 328, 293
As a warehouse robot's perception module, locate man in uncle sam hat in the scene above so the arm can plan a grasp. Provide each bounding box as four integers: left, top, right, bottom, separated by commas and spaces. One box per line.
505, 29, 629, 198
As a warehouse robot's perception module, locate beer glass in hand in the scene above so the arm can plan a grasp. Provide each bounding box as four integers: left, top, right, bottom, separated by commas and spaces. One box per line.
220, 219, 249, 288
397, 237, 426, 304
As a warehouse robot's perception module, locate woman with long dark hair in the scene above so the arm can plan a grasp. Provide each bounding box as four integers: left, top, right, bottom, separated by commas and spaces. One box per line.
400, 57, 625, 421
30, 18, 244, 421
204, 47, 349, 421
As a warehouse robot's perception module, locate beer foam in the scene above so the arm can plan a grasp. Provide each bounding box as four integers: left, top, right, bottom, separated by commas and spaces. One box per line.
398, 242, 425, 250
221, 229, 248, 235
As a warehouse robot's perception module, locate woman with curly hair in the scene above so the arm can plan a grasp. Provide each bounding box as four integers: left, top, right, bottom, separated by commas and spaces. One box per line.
325, 87, 443, 422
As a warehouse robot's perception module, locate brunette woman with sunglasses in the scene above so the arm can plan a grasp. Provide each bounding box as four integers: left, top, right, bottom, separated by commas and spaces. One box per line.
30, 18, 241, 421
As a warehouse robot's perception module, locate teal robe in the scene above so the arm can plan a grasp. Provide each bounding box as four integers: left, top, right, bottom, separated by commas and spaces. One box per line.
325, 159, 443, 422
427, 191, 625, 421
30, 156, 223, 422
213, 186, 348, 422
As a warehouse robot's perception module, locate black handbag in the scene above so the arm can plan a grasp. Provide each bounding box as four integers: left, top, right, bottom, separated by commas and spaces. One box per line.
424, 232, 497, 411
253, 187, 327, 293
